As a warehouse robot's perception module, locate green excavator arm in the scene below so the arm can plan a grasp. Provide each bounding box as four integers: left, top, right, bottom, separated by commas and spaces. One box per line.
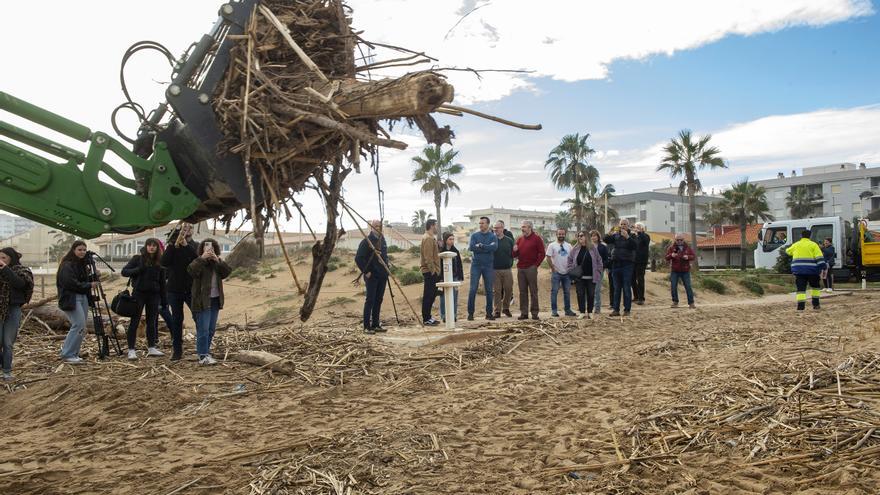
0, 91, 201, 238
0, 1, 263, 239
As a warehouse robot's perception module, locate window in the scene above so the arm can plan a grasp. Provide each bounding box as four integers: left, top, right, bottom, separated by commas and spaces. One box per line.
833, 204, 842, 215
763, 227, 788, 251
640, 200, 647, 206
853, 202, 863, 213
792, 227, 806, 241
670, 211, 675, 222
775, 209, 786, 219
639, 210, 647, 221
810, 224, 833, 244
830, 185, 841, 194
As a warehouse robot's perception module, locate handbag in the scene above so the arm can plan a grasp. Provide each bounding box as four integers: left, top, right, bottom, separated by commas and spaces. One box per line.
111, 279, 140, 317
568, 264, 584, 280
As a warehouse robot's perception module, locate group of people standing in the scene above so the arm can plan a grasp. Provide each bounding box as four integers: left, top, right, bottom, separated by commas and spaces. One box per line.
354, 216, 704, 331
51, 223, 231, 368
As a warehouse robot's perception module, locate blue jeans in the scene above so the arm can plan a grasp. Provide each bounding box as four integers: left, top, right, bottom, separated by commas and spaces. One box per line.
1, 305, 22, 372
363, 274, 387, 328
194, 297, 221, 357
467, 263, 494, 316
670, 271, 695, 305
61, 294, 90, 359
593, 270, 603, 313
611, 263, 634, 312
550, 271, 572, 314
167, 291, 194, 355
439, 286, 459, 322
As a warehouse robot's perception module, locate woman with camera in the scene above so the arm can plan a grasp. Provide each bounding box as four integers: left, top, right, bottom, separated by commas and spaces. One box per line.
187, 239, 231, 365
121, 238, 167, 360
0, 247, 34, 380
57, 240, 98, 364
161, 222, 199, 360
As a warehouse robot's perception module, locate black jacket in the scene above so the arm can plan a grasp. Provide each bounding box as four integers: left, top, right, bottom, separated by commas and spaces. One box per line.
354, 233, 389, 278
596, 243, 610, 269
122, 255, 167, 302
161, 239, 199, 294
56, 260, 92, 310
440, 245, 464, 281
604, 232, 637, 264
0, 265, 33, 306
634, 232, 651, 264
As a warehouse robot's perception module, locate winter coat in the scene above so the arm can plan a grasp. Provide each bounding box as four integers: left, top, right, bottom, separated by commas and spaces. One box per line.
161, 239, 199, 294
786, 239, 827, 276
568, 244, 604, 281
596, 243, 610, 270
0, 265, 33, 322
121, 255, 167, 303
634, 232, 651, 264
187, 256, 232, 313
354, 233, 389, 278
604, 232, 637, 264
665, 242, 696, 272
56, 261, 92, 311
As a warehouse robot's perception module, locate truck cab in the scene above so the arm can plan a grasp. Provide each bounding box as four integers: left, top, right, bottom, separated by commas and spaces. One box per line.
754, 216, 852, 273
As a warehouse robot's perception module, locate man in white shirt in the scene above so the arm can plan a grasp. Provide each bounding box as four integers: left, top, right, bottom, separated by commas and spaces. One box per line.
546, 228, 576, 317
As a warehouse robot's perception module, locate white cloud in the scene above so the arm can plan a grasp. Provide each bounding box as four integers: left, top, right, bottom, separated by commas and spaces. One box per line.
349, 0, 873, 103
593, 104, 880, 192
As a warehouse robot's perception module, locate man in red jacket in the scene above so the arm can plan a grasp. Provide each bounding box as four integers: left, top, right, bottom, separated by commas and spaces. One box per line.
513, 220, 545, 320
665, 233, 696, 308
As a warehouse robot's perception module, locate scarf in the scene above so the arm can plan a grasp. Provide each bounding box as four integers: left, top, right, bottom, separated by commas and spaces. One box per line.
0, 265, 34, 322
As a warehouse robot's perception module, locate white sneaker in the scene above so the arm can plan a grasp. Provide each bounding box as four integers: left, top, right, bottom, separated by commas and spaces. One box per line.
827, 288, 833, 292
63, 357, 85, 365
127, 349, 138, 360
146, 347, 165, 357
199, 355, 218, 366
588, 313, 594, 320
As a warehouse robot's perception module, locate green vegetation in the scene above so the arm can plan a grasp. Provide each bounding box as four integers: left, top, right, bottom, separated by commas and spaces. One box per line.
230, 266, 259, 282
387, 245, 403, 254
327, 296, 355, 306
266, 293, 296, 305
226, 240, 261, 271
407, 245, 421, 256
411, 144, 463, 239
774, 250, 792, 274
263, 306, 293, 321
738, 276, 765, 295
398, 268, 423, 286
699, 276, 727, 294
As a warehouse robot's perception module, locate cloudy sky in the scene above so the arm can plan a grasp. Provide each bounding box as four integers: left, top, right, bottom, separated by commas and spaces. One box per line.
2, 0, 879, 232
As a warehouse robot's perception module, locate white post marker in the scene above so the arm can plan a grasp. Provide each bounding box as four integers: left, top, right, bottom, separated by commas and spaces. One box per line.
437, 251, 462, 331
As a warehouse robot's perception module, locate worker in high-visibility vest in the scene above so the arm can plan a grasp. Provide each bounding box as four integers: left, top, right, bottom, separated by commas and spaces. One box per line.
786, 229, 827, 311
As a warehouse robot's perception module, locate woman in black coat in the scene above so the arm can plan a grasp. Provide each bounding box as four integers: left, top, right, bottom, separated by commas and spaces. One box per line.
57, 240, 96, 364
121, 238, 167, 360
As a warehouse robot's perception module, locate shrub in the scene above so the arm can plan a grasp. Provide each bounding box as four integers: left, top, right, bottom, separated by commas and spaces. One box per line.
326, 262, 339, 272
230, 266, 259, 282
387, 245, 403, 254
263, 306, 293, 321
739, 277, 765, 295
226, 240, 260, 270
407, 246, 421, 256
774, 250, 791, 274
398, 269, 423, 286
327, 296, 355, 305
329, 255, 341, 263
700, 276, 727, 294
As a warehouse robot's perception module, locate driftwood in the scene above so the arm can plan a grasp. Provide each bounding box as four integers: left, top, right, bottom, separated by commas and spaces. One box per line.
230, 349, 296, 376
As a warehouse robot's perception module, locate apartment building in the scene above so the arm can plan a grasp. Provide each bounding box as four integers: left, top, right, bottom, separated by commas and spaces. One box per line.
465, 207, 557, 236
608, 189, 722, 234
753, 162, 880, 221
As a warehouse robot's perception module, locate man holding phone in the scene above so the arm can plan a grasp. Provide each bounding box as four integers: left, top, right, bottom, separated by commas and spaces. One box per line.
604, 219, 638, 316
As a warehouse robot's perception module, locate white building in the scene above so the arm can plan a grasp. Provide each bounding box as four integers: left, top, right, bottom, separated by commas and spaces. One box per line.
752, 162, 880, 221
465, 207, 557, 236
609, 189, 722, 235
0, 213, 38, 240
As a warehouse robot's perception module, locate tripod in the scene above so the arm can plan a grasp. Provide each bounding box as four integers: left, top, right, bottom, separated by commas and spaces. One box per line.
86, 251, 123, 358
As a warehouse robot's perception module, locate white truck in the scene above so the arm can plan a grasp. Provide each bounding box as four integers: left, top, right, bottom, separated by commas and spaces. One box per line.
754, 216, 853, 276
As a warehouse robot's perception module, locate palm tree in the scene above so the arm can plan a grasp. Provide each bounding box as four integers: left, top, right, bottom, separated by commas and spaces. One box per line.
411, 145, 463, 241
554, 211, 572, 231
786, 186, 821, 219
657, 130, 727, 265
702, 202, 728, 270
718, 179, 774, 271
560, 170, 616, 232
546, 133, 596, 232
410, 209, 432, 234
